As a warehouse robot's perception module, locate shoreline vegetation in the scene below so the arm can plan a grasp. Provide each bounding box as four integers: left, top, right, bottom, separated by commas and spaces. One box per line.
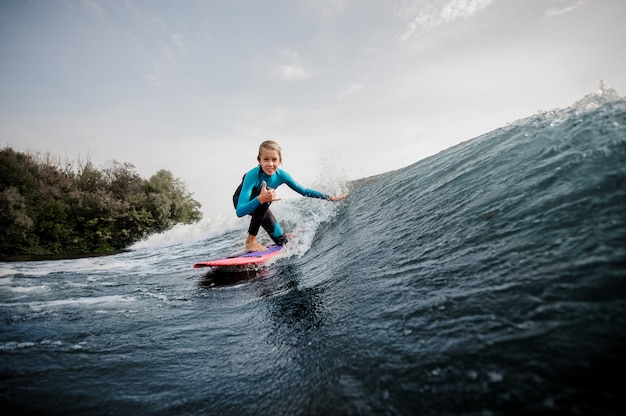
1, 147, 202, 261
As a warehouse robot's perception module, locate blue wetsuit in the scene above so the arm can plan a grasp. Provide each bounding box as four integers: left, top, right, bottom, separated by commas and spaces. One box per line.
233, 165, 330, 245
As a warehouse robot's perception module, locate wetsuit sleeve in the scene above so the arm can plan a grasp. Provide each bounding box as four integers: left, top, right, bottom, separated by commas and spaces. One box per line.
235, 169, 262, 217
280, 170, 330, 200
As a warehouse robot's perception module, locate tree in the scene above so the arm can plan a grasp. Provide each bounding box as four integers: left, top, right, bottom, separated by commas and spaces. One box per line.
144, 169, 202, 232
0, 147, 202, 258
0, 187, 35, 255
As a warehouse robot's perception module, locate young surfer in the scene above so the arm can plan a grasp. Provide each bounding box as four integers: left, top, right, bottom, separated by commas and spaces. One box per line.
233, 140, 348, 252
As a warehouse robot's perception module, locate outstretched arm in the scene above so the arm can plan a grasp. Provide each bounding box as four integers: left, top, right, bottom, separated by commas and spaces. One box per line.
280, 169, 348, 201
280, 170, 329, 200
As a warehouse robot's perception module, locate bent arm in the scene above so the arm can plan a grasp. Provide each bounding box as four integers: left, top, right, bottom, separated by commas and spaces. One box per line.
235, 172, 261, 217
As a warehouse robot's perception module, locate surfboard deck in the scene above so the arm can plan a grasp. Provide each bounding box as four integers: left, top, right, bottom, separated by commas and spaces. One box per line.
194, 245, 283, 269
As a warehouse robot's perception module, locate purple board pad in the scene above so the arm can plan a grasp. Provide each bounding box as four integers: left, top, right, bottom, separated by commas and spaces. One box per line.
194, 245, 283, 268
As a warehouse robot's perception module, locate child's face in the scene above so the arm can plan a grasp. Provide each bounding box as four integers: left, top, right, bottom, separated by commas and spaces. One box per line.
258, 148, 281, 176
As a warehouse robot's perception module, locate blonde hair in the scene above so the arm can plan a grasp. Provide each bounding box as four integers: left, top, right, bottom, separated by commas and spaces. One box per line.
257, 140, 282, 162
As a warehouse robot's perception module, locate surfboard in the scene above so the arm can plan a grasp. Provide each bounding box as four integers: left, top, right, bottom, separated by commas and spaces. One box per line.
193, 245, 283, 269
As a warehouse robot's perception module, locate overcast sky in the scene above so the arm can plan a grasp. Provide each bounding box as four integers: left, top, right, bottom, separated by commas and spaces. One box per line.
1, 0, 625, 216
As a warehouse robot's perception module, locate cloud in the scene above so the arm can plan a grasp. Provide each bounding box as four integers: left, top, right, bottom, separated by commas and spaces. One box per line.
399, 0, 497, 40
171, 32, 188, 54
232, 106, 292, 138
337, 82, 364, 100
439, 0, 496, 22
79, 0, 108, 20
545, 0, 584, 17
273, 64, 314, 81
307, 0, 352, 17
271, 50, 314, 81
145, 70, 171, 87
159, 33, 190, 68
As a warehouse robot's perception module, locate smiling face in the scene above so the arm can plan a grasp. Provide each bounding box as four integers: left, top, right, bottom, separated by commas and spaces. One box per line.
258, 147, 281, 176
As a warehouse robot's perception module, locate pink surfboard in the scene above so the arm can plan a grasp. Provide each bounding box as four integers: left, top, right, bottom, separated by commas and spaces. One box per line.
193, 245, 283, 268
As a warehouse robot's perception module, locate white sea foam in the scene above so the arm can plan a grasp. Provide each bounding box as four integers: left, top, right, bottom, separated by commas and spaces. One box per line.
135, 289, 168, 301
0, 295, 137, 311
8, 285, 49, 293
131, 213, 242, 250
0, 339, 83, 352
0, 341, 36, 352
0, 266, 16, 278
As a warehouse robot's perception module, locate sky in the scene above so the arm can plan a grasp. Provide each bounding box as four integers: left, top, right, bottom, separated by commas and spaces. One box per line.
1, 0, 625, 217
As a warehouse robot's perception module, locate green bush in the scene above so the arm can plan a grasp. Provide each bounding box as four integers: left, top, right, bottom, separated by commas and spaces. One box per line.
0, 147, 202, 258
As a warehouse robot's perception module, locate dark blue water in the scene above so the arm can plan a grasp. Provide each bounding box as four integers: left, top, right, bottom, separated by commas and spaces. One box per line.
2, 87, 625, 415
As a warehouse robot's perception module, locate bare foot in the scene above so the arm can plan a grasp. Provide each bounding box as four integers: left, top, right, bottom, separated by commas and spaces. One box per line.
245, 242, 267, 252
245, 235, 267, 252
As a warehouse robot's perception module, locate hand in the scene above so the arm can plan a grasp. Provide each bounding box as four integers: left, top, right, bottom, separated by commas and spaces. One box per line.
258, 181, 281, 203
329, 194, 348, 202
